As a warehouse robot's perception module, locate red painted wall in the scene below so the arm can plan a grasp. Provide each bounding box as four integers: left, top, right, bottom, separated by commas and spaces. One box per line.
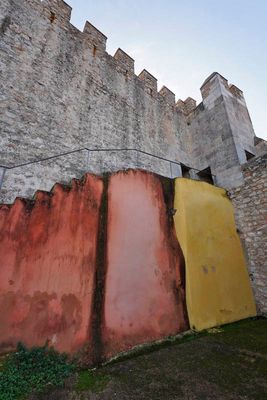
102, 171, 188, 358
0, 170, 188, 362
0, 175, 103, 354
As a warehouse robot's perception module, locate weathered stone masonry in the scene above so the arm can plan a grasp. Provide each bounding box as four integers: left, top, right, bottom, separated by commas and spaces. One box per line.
230, 154, 267, 316
0, 0, 266, 203
0, 0, 266, 316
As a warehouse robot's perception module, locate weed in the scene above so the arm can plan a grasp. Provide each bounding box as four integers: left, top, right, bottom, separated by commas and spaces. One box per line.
75, 370, 110, 393
0, 343, 75, 400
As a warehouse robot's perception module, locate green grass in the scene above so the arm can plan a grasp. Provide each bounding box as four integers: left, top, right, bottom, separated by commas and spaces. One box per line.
0, 343, 74, 400
210, 317, 267, 354
0, 318, 265, 399
75, 370, 110, 393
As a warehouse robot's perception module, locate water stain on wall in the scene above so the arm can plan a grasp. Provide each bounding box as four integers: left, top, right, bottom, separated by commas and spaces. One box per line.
0, 171, 255, 364
0, 170, 188, 362
102, 171, 188, 360
0, 174, 103, 354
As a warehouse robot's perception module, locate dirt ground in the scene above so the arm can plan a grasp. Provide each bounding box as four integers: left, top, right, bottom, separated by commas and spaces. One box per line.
30, 318, 267, 400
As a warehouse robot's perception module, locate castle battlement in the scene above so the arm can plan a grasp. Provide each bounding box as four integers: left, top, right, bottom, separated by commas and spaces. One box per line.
138, 69, 158, 95
0, 0, 265, 204
229, 84, 244, 99
159, 86, 176, 105
114, 48, 135, 74
7, 0, 247, 115
8, 0, 191, 113
176, 98, 197, 116
41, 0, 72, 25
83, 20, 107, 53
0, 0, 266, 370
200, 72, 246, 108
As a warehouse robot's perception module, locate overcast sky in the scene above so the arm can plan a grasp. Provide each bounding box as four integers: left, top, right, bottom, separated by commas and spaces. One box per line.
67, 0, 267, 140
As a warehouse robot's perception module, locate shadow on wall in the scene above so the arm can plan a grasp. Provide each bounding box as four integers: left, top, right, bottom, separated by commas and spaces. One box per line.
0, 170, 256, 364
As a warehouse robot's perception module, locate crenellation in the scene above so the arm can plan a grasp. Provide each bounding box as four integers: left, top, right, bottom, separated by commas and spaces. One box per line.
175, 97, 196, 115
83, 20, 107, 53
200, 72, 247, 108
159, 86, 175, 105
254, 137, 267, 156
175, 99, 186, 113
41, 0, 72, 26
138, 69, 157, 95
200, 72, 228, 107
184, 97, 197, 115
200, 72, 229, 99
0, 0, 265, 201
189, 101, 205, 119
229, 84, 244, 100
114, 48, 135, 74
0, 0, 266, 328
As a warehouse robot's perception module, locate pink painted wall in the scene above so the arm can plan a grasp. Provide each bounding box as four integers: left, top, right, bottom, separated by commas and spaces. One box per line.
0, 170, 188, 362
103, 171, 188, 358
0, 175, 103, 354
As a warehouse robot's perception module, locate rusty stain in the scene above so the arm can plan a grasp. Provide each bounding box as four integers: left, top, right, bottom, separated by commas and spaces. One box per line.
49, 11, 56, 23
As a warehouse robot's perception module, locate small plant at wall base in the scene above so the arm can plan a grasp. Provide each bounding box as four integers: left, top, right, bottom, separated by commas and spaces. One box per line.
0, 342, 75, 400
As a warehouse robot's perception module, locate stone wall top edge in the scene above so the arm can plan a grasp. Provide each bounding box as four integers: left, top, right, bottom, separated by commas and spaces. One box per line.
40, 0, 72, 20
11, 1, 246, 112
12, 0, 190, 111
241, 152, 267, 171
0, 168, 179, 207
114, 48, 135, 62
159, 86, 175, 96
200, 72, 228, 89
175, 97, 198, 116
83, 20, 107, 40
8, 0, 209, 116
200, 72, 245, 101
139, 69, 158, 82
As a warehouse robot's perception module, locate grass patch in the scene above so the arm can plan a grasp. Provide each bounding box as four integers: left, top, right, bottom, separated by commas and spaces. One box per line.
208, 317, 267, 354
0, 343, 74, 400
103, 331, 203, 366
102, 317, 266, 367
75, 370, 110, 393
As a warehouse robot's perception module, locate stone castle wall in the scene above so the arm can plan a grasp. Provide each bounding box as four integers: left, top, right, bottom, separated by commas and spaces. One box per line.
0, 0, 264, 203
230, 154, 267, 315
0, 0, 190, 202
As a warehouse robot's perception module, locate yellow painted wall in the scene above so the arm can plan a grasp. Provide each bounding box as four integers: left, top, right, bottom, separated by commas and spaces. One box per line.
174, 178, 256, 331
